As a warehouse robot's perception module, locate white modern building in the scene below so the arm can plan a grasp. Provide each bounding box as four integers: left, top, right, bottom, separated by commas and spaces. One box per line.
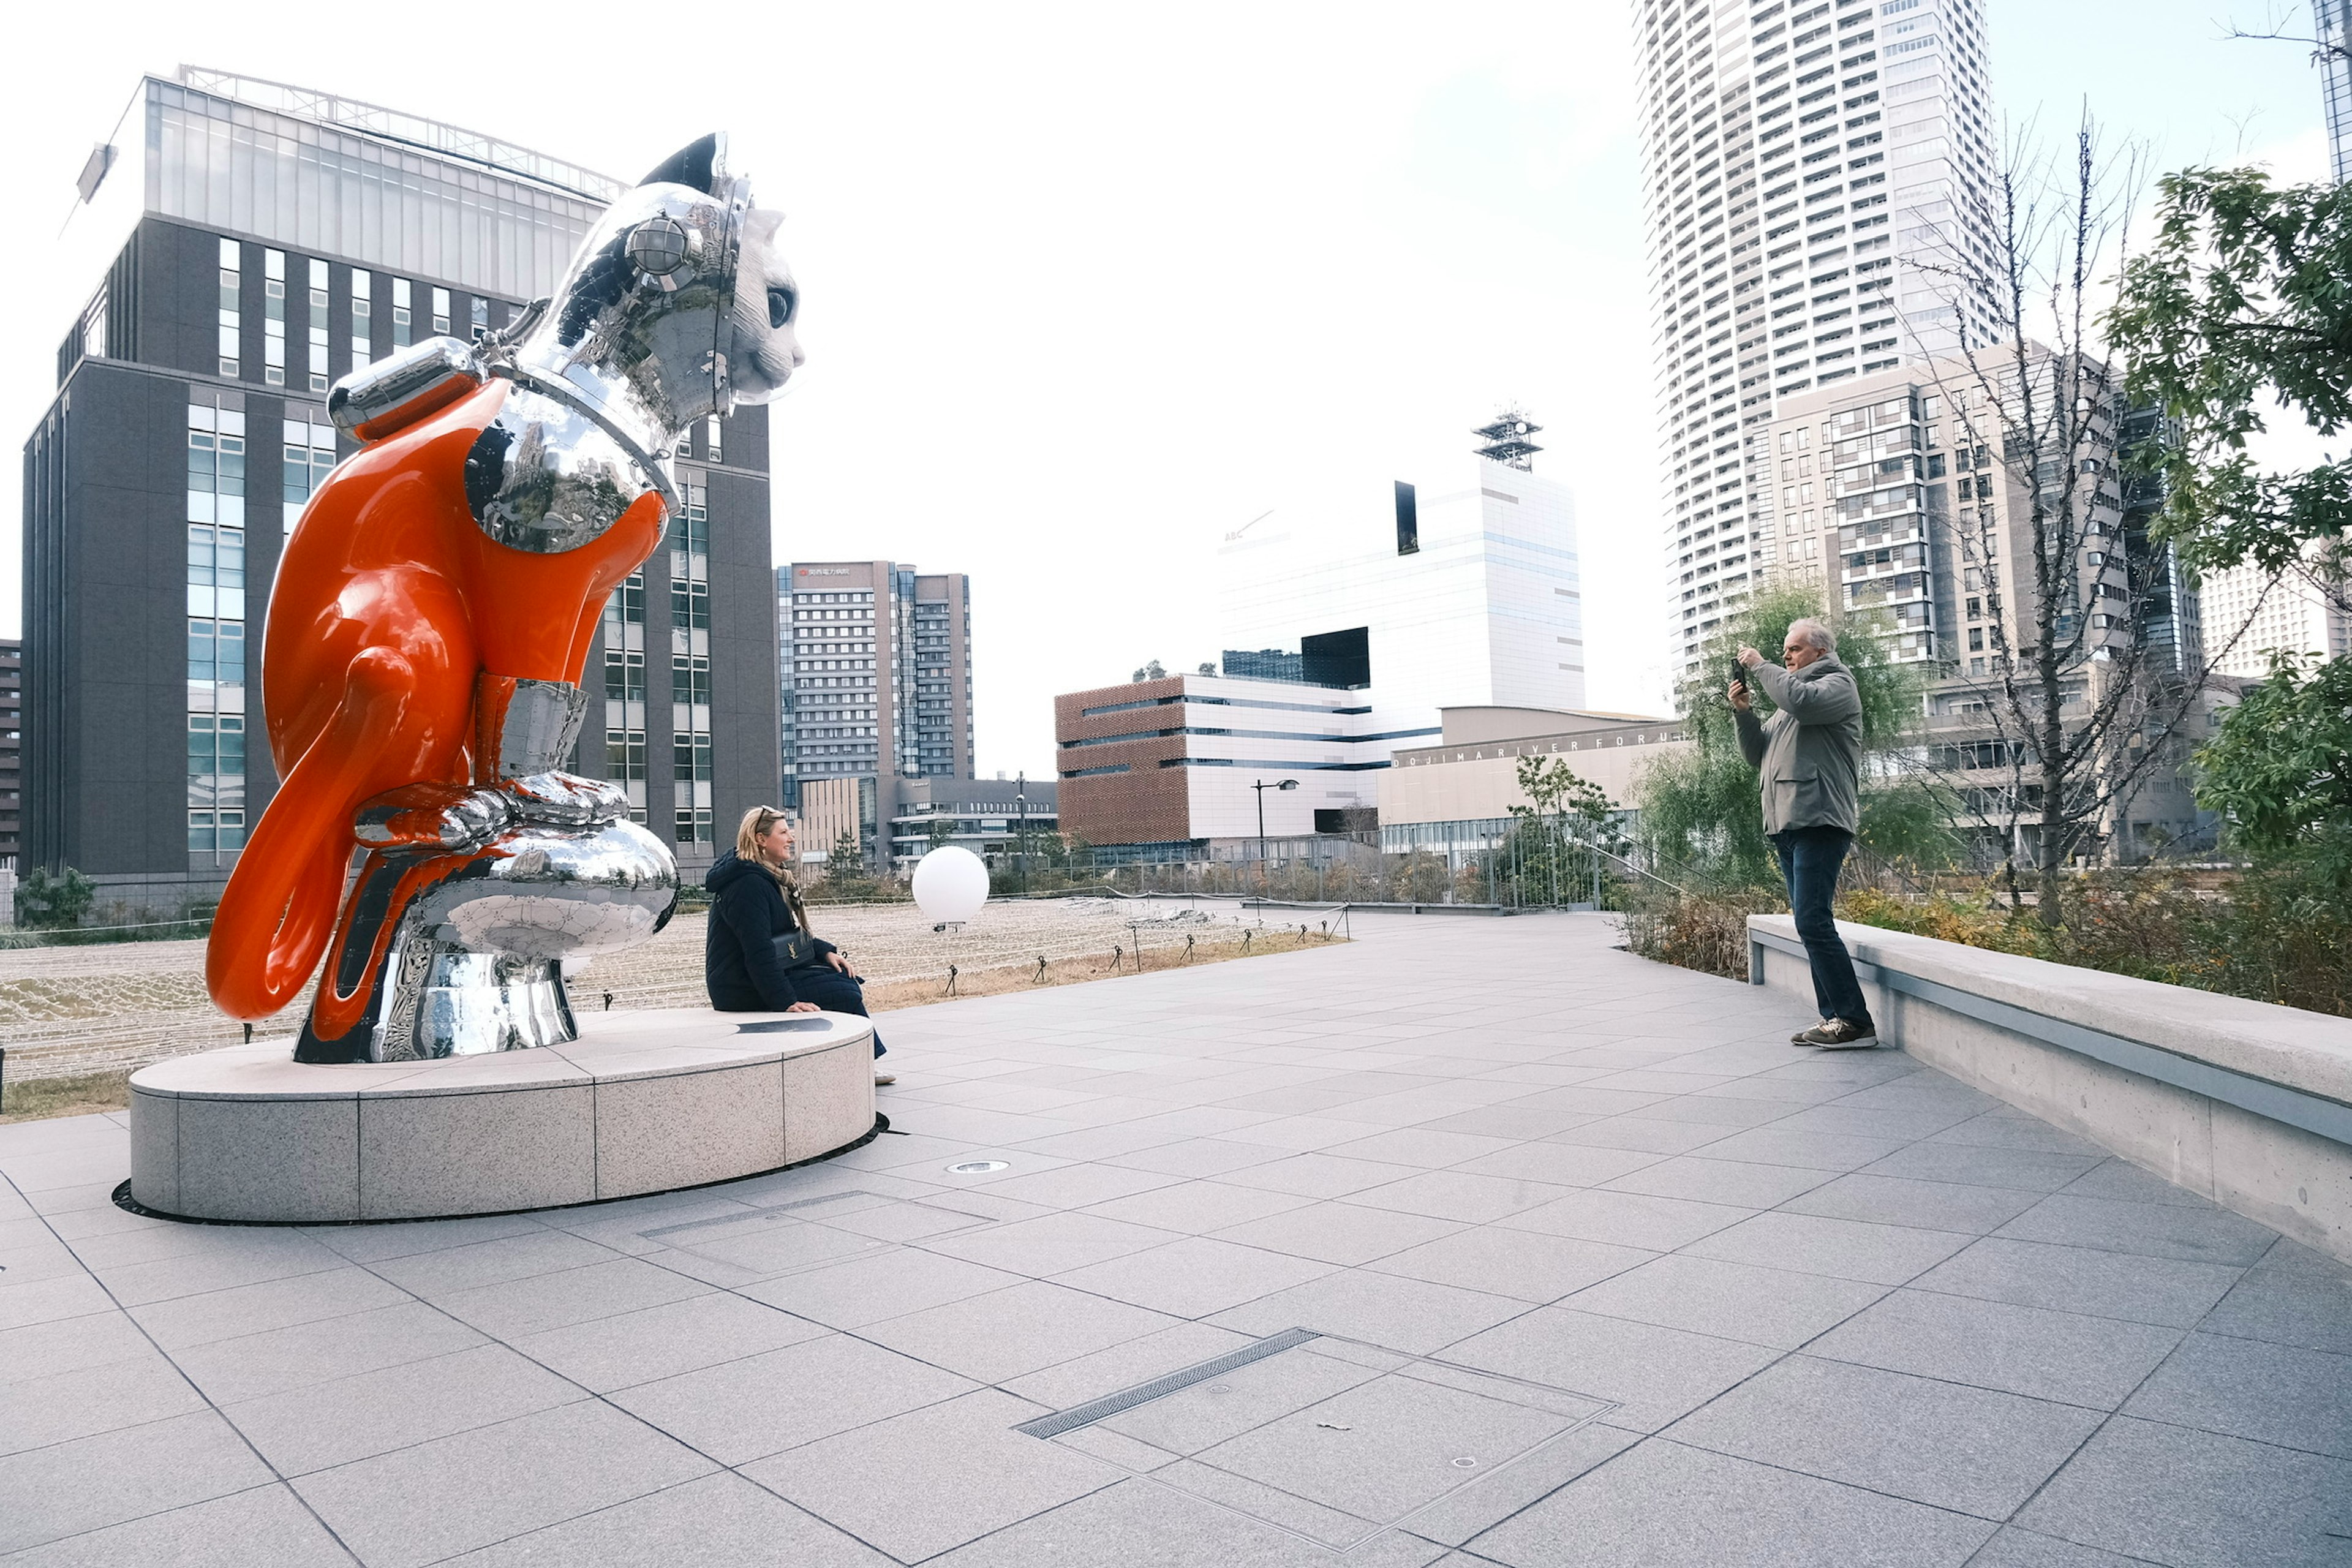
1216, 453, 1585, 733
1635, 0, 2007, 677
2201, 555, 2351, 681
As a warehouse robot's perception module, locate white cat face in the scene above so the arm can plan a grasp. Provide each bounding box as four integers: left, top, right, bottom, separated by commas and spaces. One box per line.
727, 207, 803, 404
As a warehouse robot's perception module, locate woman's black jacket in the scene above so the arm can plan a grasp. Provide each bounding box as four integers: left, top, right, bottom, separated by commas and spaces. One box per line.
704, 851, 835, 1011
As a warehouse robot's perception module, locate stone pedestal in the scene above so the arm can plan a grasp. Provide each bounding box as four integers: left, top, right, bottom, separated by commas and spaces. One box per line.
128, 1009, 876, 1223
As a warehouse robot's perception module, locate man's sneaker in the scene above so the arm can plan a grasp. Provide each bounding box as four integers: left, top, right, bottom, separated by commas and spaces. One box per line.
874, 1072, 897, 1086
1796, 1019, 1877, 1050
1792, 1022, 1830, 1046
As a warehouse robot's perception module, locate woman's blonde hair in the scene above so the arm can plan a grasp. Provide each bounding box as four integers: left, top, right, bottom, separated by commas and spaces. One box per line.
734, 805, 812, 933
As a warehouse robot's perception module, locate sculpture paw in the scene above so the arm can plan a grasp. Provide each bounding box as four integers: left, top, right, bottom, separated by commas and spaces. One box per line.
502, 771, 631, 829
353, 783, 513, 850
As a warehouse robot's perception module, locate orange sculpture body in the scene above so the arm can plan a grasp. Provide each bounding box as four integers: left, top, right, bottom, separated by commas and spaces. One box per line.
202, 133, 801, 1063
205, 382, 664, 1025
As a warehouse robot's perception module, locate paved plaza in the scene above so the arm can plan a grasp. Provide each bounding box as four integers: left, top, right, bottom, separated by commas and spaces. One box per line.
2, 910, 2349, 1566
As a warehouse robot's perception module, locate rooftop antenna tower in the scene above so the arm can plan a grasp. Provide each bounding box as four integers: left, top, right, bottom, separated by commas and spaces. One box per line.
1472, 406, 1542, 472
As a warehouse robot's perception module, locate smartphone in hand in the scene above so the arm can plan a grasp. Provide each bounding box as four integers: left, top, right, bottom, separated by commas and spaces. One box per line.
1729, 657, 1748, 692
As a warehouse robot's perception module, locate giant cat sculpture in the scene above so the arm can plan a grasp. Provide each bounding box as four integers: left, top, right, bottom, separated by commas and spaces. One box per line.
205, 134, 802, 1063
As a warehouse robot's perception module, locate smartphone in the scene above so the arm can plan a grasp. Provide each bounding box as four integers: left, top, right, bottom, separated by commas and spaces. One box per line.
1730, 658, 1747, 692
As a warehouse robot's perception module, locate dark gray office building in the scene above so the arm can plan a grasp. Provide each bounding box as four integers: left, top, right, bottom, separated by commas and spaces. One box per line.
23, 69, 778, 917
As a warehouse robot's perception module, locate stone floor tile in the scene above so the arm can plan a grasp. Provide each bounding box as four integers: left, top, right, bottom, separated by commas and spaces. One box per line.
439, 1471, 897, 1566
1669, 1126, 1909, 1172
1409, 1104, 1605, 1141
0, 1351, 205, 1456
954, 1161, 1181, 1210
366, 1229, 622, 1297
742, 1388, 1121, 1562
1446, 1308, 1778, 1432
1959, 1526, 2158, 1566
1344, 1169, 1578, 1224
223, 1341, 585, 1476
2056, 1159, 2233, 1209
1211, 1200, 1466, 1267
1080, 1177, 1317, 1234
0, 1310, 155, 1383
0, 1482, 352, 1568
1463, 1436, 1995, 1567
1993, 1194, 2280, 1267
81, 1237, 353, 1310
0, 1409, 277, 1555
1050, 1235, 1338, 1317
1318, 1128, 1525, 1170
999, 1320, 1262, 1411
1367, 1227, 1656, 1305
123, 1265, 417, 1351
1852, 1142, 2105, 1194
1807, 1286, 2180, 1409
928, 1210, 1185, 1276
168, 1298, 491, 1404
1595, 1155, 1833, 1208
1207, 1268, 1533, 1355
605, 1327, 975, 1464
1561, 1254, 1886, 1350
736, 1240, 1026, 1329
1452, 1142, 1670, 1188
1679, 1209, 1975, 1286
430, 1254, 710, 1339
2016, 1416, 2352, 1567
1397, 1422, 1643, 1548
1666, 1354, 2101, 1519
508, 1289, 827, 1392
290, 1398, 715, 1568
1763, 1103, 1980, 1143
2121, 1331, 2352, 1458
2198, 1239, 2352, 1355
1781, 1172, 2046, 1235
1218, 1115, 1412, 1153
1219, 1153, 1434, 1200
1102, 1137, 1292, 1178
303, 1211, 551, 1265
0, 1273, 116, 1333
1537, 1116, 1732, 1156
1926, 1111, 2109, 1158
859, 1278, 1186, 1384
1906, 1235, 2245, 1329
918, 1475, 1452, 1568
1496, 1189, 1751, 1251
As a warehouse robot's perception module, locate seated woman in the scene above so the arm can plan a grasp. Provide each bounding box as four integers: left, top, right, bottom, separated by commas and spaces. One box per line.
704, 805, 892, 1085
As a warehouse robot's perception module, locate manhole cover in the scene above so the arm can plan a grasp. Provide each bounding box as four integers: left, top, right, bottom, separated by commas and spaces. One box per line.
1016, 1329, 1615, 1551
639, 1189, 995, 1281
946, 1159, 1011, 1174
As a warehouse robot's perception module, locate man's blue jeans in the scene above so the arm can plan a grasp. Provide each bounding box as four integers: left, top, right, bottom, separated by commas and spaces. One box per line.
1772, 825, 1874, 1029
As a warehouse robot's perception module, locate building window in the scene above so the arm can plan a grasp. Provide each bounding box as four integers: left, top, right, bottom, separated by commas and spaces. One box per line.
308, 258, 330, 393
604, 647, 645, 701
668, 481, 709, 566
187, 714, 246, 854
606, 727, 647, 781
605, 571, 646, 631
217, 238, 241, 377
706, 416, 722, 464
470, 295, 489, 342
671, 652, 711, 706
263, 249, 287, 386
351, 271, 372, 366
432, 286, 451, 336
393, 278, 413, 348
283, 417, 336, 530
671, 577, 710, 633
188, 618, 245, 684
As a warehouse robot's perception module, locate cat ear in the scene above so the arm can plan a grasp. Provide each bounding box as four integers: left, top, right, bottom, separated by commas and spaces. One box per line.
638, 134, 728, 196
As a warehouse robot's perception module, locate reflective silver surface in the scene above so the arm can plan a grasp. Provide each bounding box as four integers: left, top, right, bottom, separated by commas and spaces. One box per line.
326, 336, 487, 437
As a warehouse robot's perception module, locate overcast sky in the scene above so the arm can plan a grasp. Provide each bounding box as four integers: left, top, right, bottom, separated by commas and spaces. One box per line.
0, 1, 2331, 776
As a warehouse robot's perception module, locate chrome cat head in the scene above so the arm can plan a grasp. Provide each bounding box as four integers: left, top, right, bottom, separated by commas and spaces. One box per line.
508, 133, 801, 438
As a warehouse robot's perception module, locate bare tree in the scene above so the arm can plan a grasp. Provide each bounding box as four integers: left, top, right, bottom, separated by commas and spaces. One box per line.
1905, 120, 2250, 922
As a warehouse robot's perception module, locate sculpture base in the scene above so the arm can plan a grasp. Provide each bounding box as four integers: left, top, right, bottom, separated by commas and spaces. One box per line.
127, 1009, 876, 1223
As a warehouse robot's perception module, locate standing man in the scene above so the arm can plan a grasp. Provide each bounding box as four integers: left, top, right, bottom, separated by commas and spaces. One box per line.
1732, 619, 1877, 1048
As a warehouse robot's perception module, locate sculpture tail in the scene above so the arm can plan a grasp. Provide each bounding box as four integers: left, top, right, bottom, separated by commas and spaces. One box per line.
205, 648, 419, 1020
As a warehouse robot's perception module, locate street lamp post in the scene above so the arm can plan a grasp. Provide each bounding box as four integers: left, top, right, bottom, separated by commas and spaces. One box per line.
1251, 777, 1298, 867
1015, 771, 1027, 895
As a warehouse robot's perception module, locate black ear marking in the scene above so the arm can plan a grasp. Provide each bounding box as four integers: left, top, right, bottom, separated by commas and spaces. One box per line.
638, 134, 727, 195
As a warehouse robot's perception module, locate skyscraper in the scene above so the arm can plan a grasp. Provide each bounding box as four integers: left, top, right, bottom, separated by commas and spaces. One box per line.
776, 560, 973, 853
24, 69, 779, 914
1634, 0, 2005, 677
2321, 0, 2352, 183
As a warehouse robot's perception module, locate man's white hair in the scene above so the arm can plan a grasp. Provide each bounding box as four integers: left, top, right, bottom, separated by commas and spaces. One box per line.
1787, 618, 1836, 654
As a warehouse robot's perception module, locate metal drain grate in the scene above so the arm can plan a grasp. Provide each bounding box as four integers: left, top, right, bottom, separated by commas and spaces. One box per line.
1016, 1329, 1322, 1439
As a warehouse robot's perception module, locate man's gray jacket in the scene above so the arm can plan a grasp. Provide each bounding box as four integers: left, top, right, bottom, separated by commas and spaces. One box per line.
1734, 654, 1863, 835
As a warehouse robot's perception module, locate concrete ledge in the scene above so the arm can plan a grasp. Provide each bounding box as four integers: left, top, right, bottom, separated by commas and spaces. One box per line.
1749, 914, 2352, 1262
127, 1008, 875, 1223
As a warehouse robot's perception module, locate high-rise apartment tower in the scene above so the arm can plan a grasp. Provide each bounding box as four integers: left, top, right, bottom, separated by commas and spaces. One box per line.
1634, 0, 2006, 677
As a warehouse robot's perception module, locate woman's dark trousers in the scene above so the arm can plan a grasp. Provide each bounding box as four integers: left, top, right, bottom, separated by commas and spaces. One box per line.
1771, 826, 1874, 1030
793, 967, 886, 1058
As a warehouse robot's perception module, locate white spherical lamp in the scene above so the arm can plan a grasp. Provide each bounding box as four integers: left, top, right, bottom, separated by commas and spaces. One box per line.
913, 845, 990, 927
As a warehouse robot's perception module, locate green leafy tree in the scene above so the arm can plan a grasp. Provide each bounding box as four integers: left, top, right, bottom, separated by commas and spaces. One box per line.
18, 865, 96, 930
925, 815, 957, 851
1636, 581, 1937, 889
2195, 652, 2352, 886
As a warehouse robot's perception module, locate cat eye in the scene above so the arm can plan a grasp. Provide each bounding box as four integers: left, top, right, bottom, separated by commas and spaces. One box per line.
767, 285, 797, 329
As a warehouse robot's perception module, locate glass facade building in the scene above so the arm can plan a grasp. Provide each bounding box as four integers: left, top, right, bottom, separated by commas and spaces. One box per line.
23, 70, 778, 913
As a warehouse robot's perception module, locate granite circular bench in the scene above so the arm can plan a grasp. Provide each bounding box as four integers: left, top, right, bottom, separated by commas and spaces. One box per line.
126, 1009, 877, 1223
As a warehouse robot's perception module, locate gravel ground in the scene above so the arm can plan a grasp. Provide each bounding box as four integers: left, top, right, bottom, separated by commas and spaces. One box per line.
0, 897, 1256, 1082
